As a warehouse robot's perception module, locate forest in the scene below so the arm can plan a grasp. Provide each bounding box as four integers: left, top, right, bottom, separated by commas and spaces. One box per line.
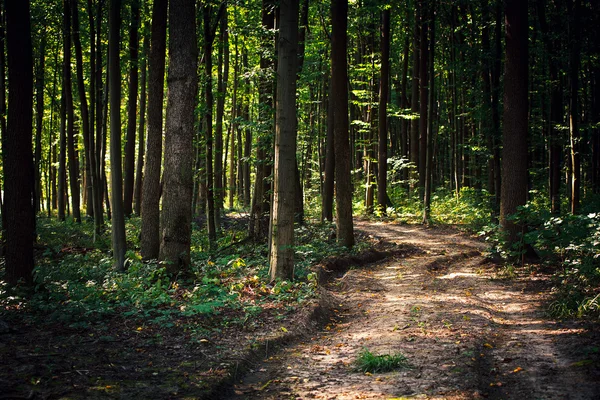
0, 0, 599, 398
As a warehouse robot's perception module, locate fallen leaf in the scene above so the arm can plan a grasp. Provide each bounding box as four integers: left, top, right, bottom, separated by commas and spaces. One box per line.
513, 367, 523, 373
484, 343, 493, 349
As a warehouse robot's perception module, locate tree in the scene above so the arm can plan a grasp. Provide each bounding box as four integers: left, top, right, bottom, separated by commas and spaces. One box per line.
4, 0, 35, 285
269, 0, 299, 281
123, 0, 140, 217
500, 0, 528, 245
159, 0, 198, 273
331, 0, 354, 248
72, 0, 101, 235
377, 7, 390, 213
64, 0, 81, 223
109, 0, 127, 270
140, 0, 167, 260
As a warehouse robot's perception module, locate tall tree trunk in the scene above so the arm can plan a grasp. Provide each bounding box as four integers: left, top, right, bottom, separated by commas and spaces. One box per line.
134, 33, 148, 216
418, 0, 429, 194
377, 8, 390, 213
409, 8, 420, 196
423, 4, 435, 224
269, 0, 298, 281
250, 0, 275, 238
140, 0, 167, 260
109, 0, 127, 270
322, 70, 335, 222
159, 0, 198, 273
73, 0, 100, 234
95, 0, 105, 220
204, 4, 217, 246
214, 6, 228, 230
4, 0, 34, 285
331, 0, 354, 248
64, 0, 81, 223
123, 0, 140, 217
34, 35, 45, 214
568, 0, 581, 214
500, 0, 529, 245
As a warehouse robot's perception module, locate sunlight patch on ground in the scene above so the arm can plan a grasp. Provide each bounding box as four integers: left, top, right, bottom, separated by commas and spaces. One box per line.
437, 272, 481, 280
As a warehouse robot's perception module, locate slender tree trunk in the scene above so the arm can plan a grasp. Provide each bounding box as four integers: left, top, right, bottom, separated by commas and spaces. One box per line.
214, 6, 228, 230
140, 0, 167, 260
4, 0, 34, 285
123, 0, 140, 217
568, 0, 581, 214
109, 0, 127, 270
73, 0, 100, 234
423, 5, 435, 224
134, 33, 148, 216
377, 8, 390, 213
331, 0, 354, 248
204, 4, 217, 246
418, 0, 429, 194
95, 0, 105, 220
159, 0, 198, 273
269, 0, 298, 281
409, 8, 420, 196
64, 0, 81, 223
34, 34, 45, 214
322, 70, 335, 222
500, 0, 529, 245
251, 0, 275, 238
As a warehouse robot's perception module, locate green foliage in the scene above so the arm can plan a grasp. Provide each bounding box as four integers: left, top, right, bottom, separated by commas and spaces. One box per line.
482, 196, 600, 319
354, 348, 411, 373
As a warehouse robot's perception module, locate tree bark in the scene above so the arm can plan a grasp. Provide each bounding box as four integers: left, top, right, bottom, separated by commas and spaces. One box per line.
73, 0, 101, 234
109, 0, 127, 270
134, 33, 148, 216
140, 0, 167, 260
331, 0, 354, 248
64, 0, 81, 223
377, 8, 390, 213
159, 0, 198, 273
269, 0, 298, 281
123, 0, 140, 217
34, 34, 45, 214
500, 0, 529, 245
4, 0, 34, 285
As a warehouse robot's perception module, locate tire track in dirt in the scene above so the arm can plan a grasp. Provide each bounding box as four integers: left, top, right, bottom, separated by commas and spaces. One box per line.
222, 220, 600, 399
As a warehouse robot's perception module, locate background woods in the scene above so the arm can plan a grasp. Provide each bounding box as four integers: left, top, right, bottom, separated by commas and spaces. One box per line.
1, 0, 599, 319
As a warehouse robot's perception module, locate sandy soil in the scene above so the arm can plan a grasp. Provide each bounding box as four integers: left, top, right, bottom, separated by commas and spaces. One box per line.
224, 220, 600, 400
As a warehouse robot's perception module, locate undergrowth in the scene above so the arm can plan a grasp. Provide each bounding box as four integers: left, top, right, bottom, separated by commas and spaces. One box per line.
0, 216, 366, 335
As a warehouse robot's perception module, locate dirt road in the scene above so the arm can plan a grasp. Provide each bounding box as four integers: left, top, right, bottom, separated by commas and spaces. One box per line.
224, 220, 600, 399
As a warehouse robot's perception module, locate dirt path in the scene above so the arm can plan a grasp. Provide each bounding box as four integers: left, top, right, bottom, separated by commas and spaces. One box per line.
224, 220, 600, 399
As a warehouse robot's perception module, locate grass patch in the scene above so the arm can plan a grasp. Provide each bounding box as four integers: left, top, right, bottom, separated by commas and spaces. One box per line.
354, 347, 411, 373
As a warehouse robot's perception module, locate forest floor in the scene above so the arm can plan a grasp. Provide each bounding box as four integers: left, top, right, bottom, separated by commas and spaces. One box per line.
1, 219, 599, 399
224, 220, 600, 400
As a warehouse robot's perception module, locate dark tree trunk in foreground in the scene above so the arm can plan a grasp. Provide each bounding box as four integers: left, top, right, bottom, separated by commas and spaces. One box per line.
4, 0, 35, 285
159, 0, 197, 273
500, 0, 529, 245
109, 0, 127, 270
331, 0, 354, 248
269, 0, 298, 281
377, 8, 390, 213
123, 0, 140, 217
140, 0, 167, 260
